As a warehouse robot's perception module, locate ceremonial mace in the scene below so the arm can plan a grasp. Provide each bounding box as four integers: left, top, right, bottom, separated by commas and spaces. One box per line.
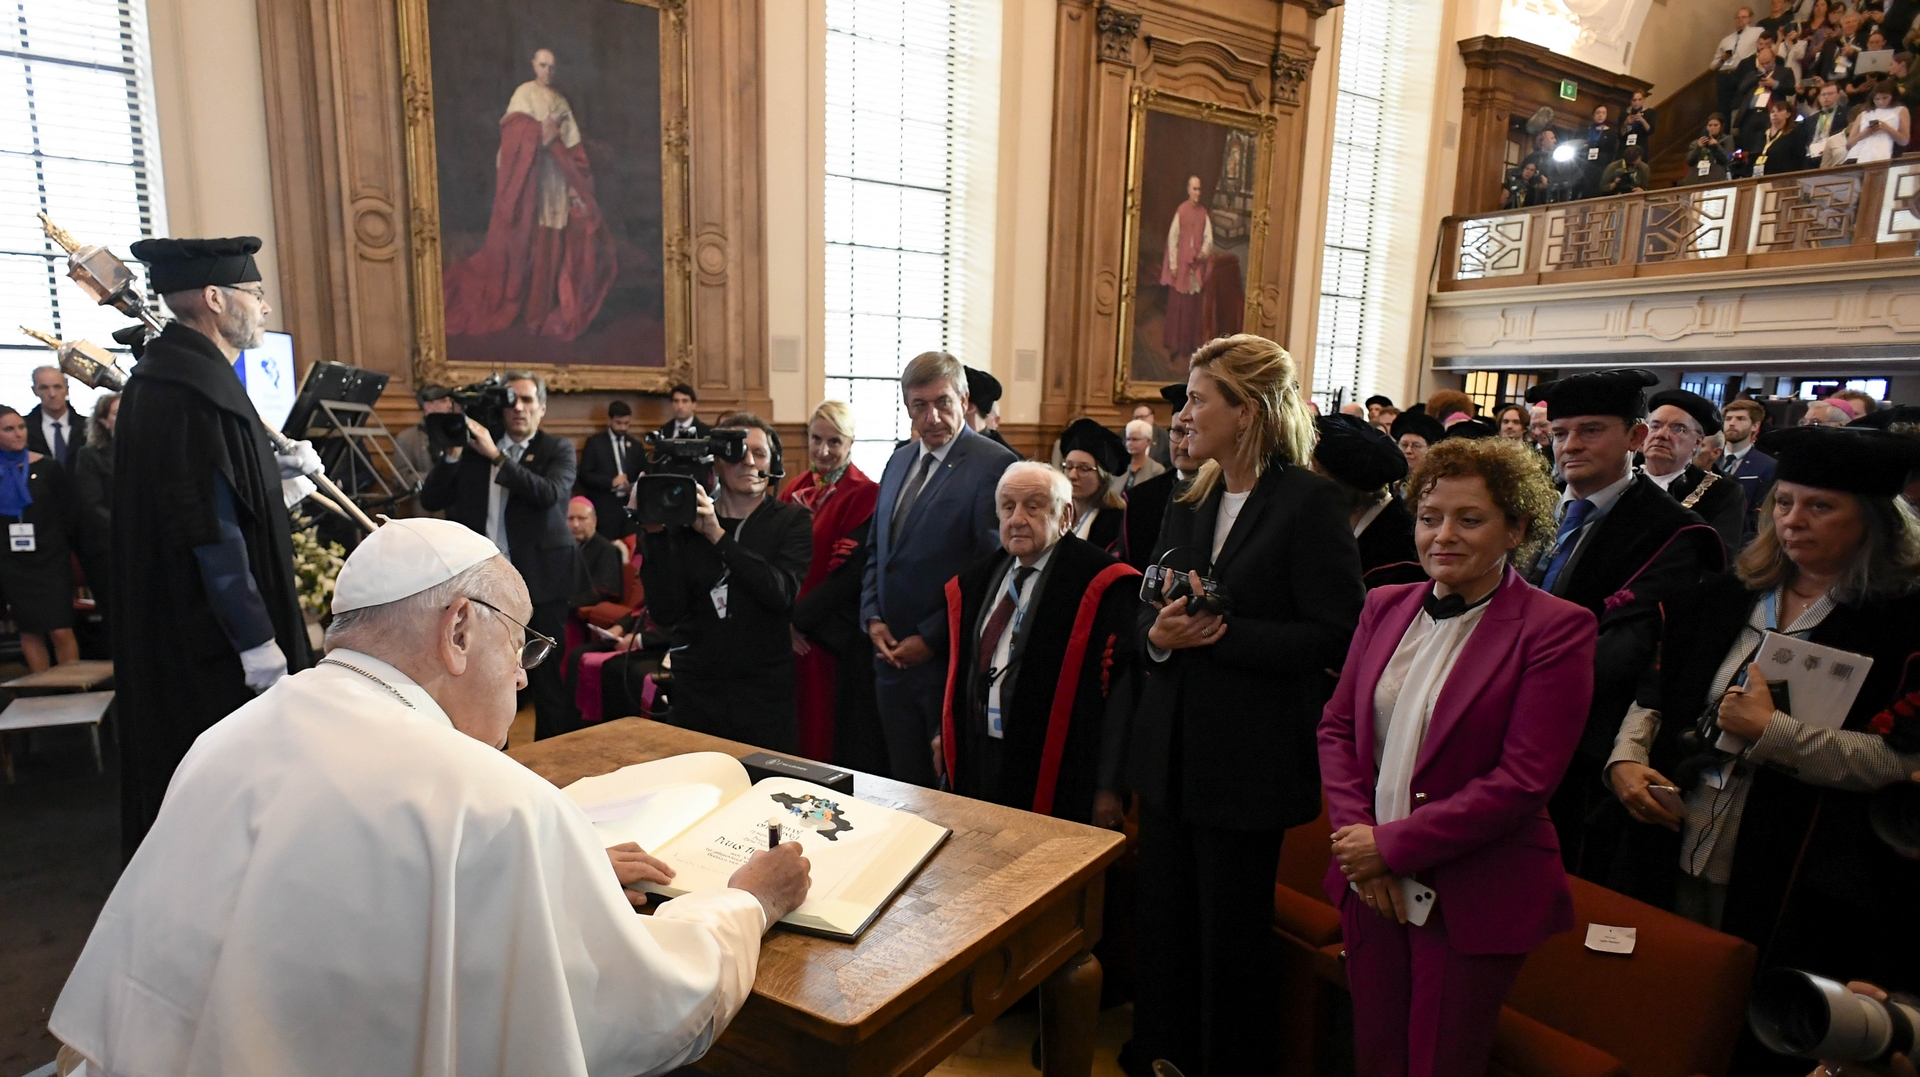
31, 214, 377, 534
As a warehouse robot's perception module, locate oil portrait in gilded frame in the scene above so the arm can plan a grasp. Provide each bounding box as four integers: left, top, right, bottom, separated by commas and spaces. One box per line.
398, 0, 691, 392
1115, 87, 1275, 402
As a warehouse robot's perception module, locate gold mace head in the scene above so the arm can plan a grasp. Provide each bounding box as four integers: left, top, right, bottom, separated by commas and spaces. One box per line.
19, 325, 61, 349
38, 212, 79, 255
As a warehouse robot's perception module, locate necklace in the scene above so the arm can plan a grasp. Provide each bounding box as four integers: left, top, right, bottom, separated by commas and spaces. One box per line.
320, 658, 416, 709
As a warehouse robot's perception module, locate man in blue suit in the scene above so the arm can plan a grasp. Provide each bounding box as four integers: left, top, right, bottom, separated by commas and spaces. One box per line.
862, 351, 1019, 786
1717, 398, 1776, 535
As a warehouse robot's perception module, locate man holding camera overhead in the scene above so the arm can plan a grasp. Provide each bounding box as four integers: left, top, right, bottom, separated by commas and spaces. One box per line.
421, 371, 579, 740
639, 413, 812, 751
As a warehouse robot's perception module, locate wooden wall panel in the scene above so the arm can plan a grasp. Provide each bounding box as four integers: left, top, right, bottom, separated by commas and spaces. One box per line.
257, 0, 769, 435
1042, 0, 1335, 436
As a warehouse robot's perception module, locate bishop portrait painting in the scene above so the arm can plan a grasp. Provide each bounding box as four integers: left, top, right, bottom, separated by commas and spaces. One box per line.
404, 0, 687, 388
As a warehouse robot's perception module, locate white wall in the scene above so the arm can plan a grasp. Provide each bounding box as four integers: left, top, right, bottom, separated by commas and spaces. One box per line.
146, 0, 284, 330
1632, 0, 1741, 104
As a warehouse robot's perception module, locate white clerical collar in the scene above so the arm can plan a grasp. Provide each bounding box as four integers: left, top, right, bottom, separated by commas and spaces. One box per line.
319, 648, 454, 730
1642, 464, 1685, 490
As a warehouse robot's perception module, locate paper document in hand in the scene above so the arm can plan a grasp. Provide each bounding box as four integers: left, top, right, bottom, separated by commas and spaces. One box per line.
1715, 632, 1873, 753
563, 752, 948, 939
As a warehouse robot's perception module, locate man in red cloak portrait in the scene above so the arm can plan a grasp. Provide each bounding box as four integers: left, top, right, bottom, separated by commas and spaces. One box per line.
1159, 174, 1213, 363
443, 48, 618, 342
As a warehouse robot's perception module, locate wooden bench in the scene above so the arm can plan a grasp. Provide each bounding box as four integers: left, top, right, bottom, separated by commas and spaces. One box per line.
0, 690, 113, 781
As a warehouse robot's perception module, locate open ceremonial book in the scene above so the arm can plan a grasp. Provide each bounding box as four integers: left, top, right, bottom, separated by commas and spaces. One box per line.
563, 752, 949, 940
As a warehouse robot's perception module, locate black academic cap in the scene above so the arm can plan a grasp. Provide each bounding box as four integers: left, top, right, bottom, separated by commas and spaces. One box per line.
1444, 417, 1499, 440
964, 366, 1002, 409
1364, 395, 1394, 410
1390, 404, 1446, 446
1058, 417, 1129, 475
1315, 413, 1408, 490
416, 384, 451, 406
1848, 404, 1920, 432
1160, 382, 1188, 411
1526, 368, 1659, 423
1758, 425, 1920, 497
128, 236, 263, 295
1648, 389, 1723, 436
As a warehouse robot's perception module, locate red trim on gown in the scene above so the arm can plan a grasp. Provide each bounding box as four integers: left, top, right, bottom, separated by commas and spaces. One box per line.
779, 464, 879, 761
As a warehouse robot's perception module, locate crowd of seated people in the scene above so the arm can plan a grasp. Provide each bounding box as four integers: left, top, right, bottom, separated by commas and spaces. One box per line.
1502, 1, 1920, 208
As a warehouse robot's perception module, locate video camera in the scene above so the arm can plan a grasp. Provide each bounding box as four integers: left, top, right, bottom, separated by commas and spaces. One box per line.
423, 375, 518, 446
1750, 969, 1919, 1067
628, 429, 750, 528
1139, 547, 1231, 616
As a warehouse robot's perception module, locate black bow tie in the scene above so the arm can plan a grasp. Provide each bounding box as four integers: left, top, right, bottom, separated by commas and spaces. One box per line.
1423, 587, 1495, 621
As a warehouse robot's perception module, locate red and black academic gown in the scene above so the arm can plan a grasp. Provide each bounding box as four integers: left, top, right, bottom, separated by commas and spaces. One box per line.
939, 535, 1141, 825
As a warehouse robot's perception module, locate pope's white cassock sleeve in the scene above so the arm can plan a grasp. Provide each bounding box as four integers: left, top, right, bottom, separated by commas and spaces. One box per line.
50, 652, 765, 1077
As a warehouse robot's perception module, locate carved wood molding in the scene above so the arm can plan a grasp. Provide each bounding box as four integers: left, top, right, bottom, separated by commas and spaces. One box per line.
1045, 0, 1328, 423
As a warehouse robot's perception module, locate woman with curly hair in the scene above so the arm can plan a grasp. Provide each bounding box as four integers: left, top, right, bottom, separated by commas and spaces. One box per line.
1606, 425, 1920, 1075
1318, 436, 1598, 1077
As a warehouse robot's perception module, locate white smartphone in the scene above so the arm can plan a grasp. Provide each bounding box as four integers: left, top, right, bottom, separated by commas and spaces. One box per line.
1399, 878, 1437, 927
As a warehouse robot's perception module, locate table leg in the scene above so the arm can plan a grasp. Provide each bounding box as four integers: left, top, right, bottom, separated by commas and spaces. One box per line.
1039, 950, 1102, 1077
89, 724, 102, 774
1, 731, 12, 783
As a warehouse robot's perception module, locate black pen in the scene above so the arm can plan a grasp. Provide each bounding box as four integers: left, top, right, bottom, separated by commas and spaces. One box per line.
767, 817, 781, 848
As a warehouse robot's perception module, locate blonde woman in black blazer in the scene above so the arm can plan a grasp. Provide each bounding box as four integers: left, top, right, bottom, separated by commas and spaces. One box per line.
1122, 335, 1365, 1077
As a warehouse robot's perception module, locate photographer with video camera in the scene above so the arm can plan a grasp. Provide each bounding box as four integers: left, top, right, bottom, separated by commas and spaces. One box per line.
637, 413, 812, 752
1122, 334, 1364, 1077
420, 372, 580, 740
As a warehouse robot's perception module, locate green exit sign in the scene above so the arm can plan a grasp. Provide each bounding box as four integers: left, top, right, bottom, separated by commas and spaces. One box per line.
1559, 79, 1578, 100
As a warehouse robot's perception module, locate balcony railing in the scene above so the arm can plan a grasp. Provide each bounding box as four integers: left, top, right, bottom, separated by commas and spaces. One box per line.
1439, 159, 1920, 291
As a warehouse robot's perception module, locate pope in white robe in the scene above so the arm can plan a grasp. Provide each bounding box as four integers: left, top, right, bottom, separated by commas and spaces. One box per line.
49, 519, 811, 1077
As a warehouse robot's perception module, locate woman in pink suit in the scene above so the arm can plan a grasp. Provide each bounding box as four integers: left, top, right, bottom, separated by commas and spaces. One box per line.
1317, 436, 1598, 1077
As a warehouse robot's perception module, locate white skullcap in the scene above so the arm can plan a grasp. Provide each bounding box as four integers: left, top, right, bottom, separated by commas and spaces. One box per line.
331, 518, 501, 614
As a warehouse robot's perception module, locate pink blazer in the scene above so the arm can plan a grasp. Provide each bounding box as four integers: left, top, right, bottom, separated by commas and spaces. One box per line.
1316, 567, 1596, 955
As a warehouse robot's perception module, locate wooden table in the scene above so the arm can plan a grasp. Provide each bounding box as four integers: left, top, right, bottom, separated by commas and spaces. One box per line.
0, 690, 113, 781
2, 660, 114, 694
511, 719, 1126, 1077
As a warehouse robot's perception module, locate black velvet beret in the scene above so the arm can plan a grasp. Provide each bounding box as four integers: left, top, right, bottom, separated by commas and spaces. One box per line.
1758, 425, 1920, 497
1648, 389, 1723, 436
1160, 382, 1188, 411
1315, 413, 1408, 490
1848, 404, 1920, 432
964, 366, 1002, 409
1444, 417, 1499, 440
1058, 417, 1129, 475
1390, 405, 1446, 446
128, 236, 263, 295
1527, 368, 1659, 423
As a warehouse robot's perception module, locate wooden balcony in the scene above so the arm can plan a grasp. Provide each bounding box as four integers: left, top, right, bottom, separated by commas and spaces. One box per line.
1438, 159, 1920, 293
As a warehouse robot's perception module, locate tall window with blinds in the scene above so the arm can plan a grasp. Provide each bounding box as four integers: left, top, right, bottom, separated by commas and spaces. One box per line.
1312, 0, 1438, 411
823, 1, 956, 479
0, 0, 166, 417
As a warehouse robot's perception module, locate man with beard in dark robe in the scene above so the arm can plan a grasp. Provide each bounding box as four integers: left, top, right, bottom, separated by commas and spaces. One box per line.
115, 236, 313, 859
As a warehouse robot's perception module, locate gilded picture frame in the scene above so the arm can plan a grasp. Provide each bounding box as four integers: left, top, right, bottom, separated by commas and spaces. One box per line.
397, 0, 692, 393
1114, 86, 1276, 403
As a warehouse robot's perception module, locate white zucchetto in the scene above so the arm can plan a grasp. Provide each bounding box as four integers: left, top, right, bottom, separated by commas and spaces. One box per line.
331, 518, 502, 614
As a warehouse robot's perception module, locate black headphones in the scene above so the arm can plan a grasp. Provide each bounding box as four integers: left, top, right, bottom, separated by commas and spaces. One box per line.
763, 425, 785, 482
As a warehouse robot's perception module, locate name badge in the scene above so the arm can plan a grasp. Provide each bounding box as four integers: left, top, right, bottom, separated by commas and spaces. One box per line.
710, 581, 729, 619
1837, 57, 1850, 75
1587, 146, 1600, 160
1754, 156, 1768, 175
8, 523, 32, 552
1698, 157, 1712, 176
986, 703, 1004, 739
1625, 132, 1638, 146
1703, 759, 1732, 790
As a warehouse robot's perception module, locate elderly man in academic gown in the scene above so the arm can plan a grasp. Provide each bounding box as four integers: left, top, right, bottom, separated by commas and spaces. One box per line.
936, 461, 1140, 828
51, 519, 811, 1077
113, 236, 316, 859
1641, 389, 1748, 563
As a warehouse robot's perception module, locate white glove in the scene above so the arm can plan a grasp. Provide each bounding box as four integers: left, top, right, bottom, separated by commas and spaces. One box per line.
239, 639, 289, 692
281, 474, 317, 509
275, 439, 323, 479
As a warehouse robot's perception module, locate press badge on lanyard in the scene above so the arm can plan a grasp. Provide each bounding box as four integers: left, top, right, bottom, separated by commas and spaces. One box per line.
9, 523, 32, 552
710, 574, 729, 619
